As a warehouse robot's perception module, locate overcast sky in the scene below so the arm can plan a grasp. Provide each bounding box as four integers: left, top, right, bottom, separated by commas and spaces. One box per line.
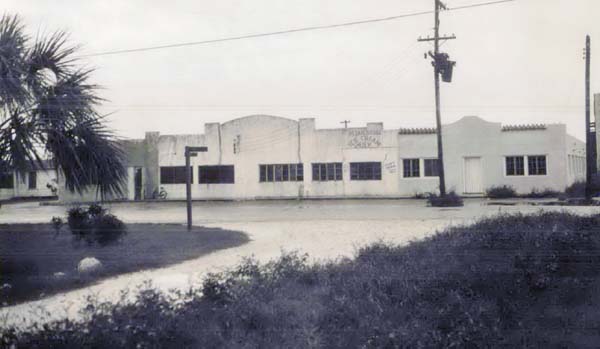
6, 0, 600, 140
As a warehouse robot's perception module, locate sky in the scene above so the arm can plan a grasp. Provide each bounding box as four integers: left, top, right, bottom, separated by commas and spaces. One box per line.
5, 0, 600, 140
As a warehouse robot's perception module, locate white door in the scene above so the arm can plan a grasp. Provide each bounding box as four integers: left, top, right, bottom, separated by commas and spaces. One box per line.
464, 157, 483, 194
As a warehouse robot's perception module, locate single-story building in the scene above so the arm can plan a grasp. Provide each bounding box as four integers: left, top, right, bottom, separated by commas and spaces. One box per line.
57, 114, 586, 202
0, 161, 58, 202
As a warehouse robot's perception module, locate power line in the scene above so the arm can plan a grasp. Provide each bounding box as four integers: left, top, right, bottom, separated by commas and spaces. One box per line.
79, 0, 515, 58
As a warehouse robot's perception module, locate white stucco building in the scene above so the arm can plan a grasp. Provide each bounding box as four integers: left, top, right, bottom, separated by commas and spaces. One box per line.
55, 114, 585, 203
0, 161, 58, 202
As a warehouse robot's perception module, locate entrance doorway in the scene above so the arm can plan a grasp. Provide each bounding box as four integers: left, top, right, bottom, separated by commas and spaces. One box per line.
134, 168, 143, 200
463, 157, 483, 194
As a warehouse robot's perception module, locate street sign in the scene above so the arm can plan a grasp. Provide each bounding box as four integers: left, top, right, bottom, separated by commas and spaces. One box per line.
184, 145, 208, 230
186, 146, 208, 152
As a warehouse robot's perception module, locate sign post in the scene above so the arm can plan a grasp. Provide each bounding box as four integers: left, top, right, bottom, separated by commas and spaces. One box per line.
184, 146, 208, 230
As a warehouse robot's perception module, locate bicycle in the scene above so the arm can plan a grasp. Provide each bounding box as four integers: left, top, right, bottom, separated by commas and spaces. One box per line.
152, 186, 168, 200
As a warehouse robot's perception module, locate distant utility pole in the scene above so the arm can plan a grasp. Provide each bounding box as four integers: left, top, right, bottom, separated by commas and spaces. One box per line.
585, 35, 593, 200
340, 120, 351, 128
418, 0, 456, 197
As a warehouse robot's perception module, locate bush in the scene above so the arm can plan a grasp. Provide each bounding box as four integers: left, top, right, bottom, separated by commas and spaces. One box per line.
94, 214, 127, 245
50, 216, 64, 231
7, 212, 600, 347
564, 180, 600, 198
87, 203, 106, 218
427, 190, 464, 207
67, 204, 126, 244
521, 188, 560, 198
67, 207, 92, 233
486, 185, 517, 199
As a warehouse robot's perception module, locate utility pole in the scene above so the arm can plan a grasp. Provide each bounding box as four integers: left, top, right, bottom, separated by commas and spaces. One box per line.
585, 35, 593, 200
340, 120, 351, 128
418, 0, 456, 197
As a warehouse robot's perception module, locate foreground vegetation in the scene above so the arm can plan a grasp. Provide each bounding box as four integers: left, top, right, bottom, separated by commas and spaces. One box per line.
4, 212, 600, 347
0, 219, 248, 306
486, 181, 600, 200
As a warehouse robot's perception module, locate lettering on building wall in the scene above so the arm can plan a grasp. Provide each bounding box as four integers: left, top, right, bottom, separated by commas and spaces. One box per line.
233, 135, 241, 154
346, 129, 382, 148
384, 161, 397, 173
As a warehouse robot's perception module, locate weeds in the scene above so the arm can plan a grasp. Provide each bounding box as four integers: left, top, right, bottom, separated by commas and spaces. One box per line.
8, 212, 600, 347
521, 188, 560, 198
486, 185, 517, 199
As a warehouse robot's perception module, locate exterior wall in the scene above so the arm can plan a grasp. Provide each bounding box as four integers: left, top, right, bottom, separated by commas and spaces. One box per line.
398, 117, 574, 195
58, 137, 155, 203
56, 114, 584, 202
154, 116, 401, 200
566, 134, 586, 185
302, 122, 399, 198
0, 170, 57, 201
397, 133, 439, 196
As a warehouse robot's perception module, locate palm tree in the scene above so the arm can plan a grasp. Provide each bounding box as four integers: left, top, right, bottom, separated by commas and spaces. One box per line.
0, 14, 126, 199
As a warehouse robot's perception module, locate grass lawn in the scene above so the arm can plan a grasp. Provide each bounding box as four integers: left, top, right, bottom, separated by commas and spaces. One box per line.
0, 223, 248, 306
4, 212, 600, 347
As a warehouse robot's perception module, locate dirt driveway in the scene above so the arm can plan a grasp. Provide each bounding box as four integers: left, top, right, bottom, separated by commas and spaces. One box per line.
1, 199, 598, 329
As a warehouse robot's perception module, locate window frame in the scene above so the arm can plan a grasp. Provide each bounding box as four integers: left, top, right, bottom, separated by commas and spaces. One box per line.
311, 162, 344, 182
505, 156, 525, 176
259, 163, 304, 182
423, 158, 440, 177
504, 155, 548, 177
402, 159, 421, 178
350, 162, 382, 181
527, 155, 547, 176
198, 165, 235, 184
160, 166, 193, 184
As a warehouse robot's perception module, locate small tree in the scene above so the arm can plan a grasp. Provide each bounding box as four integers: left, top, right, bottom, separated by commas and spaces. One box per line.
0, 14, 126, 198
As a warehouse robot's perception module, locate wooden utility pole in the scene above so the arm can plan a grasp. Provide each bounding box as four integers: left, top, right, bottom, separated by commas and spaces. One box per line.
585, 35, 593, 200
340, 120, 351, 128
418, 0, 456, 196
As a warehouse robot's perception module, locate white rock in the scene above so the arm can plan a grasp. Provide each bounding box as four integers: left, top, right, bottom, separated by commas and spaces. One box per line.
77, 257, 102, 274
53, 272, 66, 279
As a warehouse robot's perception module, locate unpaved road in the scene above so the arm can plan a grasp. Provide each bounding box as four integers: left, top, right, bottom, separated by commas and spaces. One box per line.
1, 199, 597, 329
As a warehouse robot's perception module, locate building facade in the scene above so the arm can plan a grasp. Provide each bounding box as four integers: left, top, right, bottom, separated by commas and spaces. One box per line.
0, 161, 57, 202
56, 114, 585, 203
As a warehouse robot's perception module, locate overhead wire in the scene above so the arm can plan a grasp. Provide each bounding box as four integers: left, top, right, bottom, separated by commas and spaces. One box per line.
77, 0, 516, 58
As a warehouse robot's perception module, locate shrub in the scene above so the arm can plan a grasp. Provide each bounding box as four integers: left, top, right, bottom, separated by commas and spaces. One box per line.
87, 203, 106, 218
67, 207, 92, 233
427, 190, 464, 207
521, 188, 560, 198
7, 213, 600, 347
50, 216, 64, 231
563, 181, 600, 198
67, 204, 126, 243
486, 185, 517, 199
94, 214, 127, 245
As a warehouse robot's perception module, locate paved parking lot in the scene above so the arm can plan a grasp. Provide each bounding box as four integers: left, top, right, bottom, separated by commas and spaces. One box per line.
1, 198, 599, 329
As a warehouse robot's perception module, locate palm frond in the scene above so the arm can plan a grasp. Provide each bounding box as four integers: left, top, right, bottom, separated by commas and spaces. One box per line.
0, 14, 29, 109
0, 14, 126, 198
26, 30, 79, 97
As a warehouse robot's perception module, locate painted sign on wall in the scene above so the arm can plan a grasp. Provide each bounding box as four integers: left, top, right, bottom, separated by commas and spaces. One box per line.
346, 129, 382, 148
384, 161, 397, 173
